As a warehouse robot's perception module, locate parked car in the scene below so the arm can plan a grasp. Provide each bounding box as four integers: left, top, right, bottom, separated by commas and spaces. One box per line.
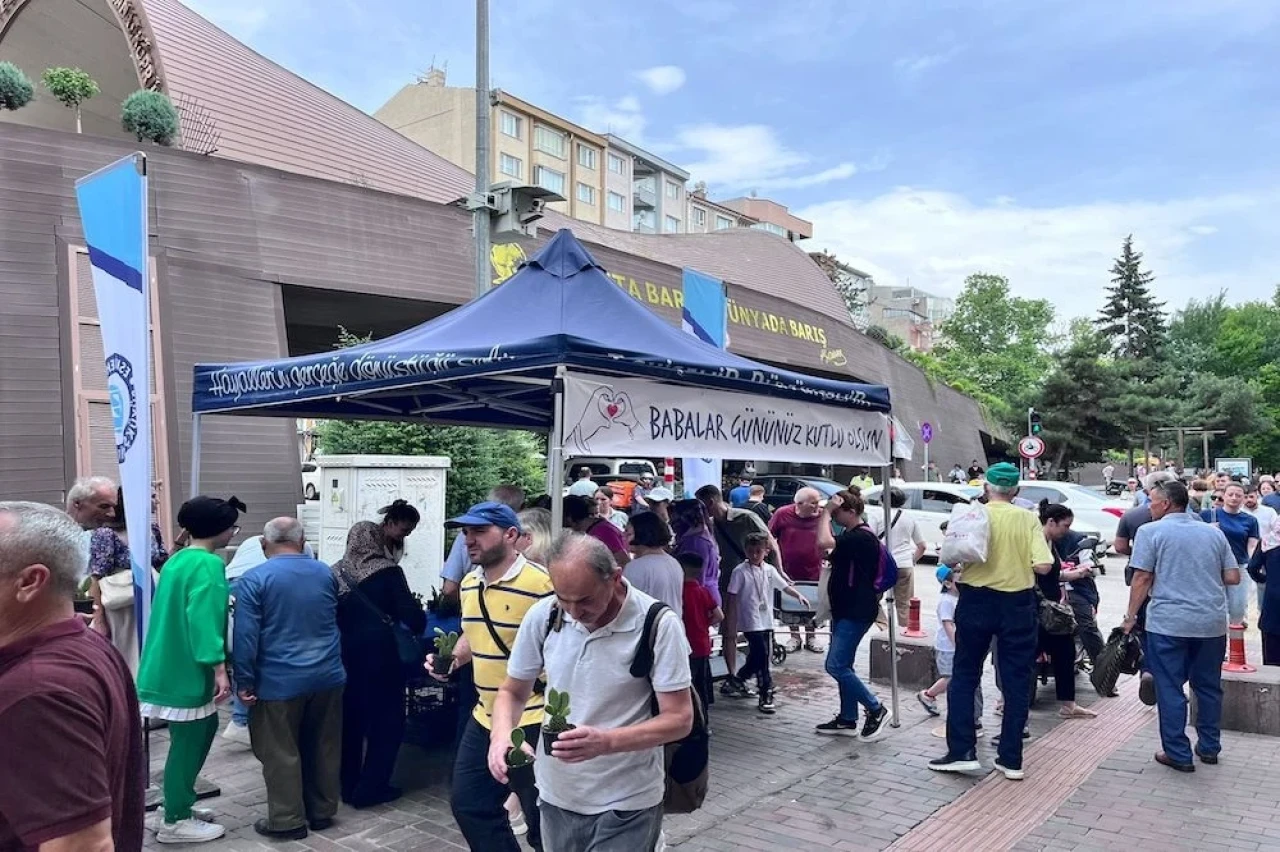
565, 457, 658, 479
752, 475, 845, 510
1013, 481, 1127, 548
301, 462, 320, 501
862, 483, 981, 559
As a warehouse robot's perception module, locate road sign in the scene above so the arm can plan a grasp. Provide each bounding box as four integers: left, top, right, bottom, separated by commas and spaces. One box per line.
921, 422, 933, 444
1018, 436, 1046, 459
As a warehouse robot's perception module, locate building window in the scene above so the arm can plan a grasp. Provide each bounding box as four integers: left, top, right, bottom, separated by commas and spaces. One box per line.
634, 209, 656, 232
499, 153, 523, 179
577, 145, 597, 170
607, 153, 626, 174
534, 125, 567, 158
607, 191, 626, 212
665, 180, 680, 200
753, 221, 787, 237
534, 165, 565, 194
499, 111, 522, 139
693, 208, 707, 226
715, 215, 735, 230
576, 182, 596, 205
664, 215, 681, 232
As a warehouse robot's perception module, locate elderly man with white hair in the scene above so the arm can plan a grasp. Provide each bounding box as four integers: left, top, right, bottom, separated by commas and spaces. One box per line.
769, 487, 835, 652
0, 501, 145, 851
231, 517, 345, 841
65, 475, 118, 530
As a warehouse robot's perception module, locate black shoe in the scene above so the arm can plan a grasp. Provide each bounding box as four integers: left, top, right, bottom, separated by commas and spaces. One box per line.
815, 715, 859, 736
859, 705, 889, 742
1138, 673, 1156, 706
254, 819, 308, 840
348, 786, 402, 809
758, 689, 776, 714
990, 731, 1030, 748
1155, 752, 1195, 773
928, 752, 981, 773
308, 817, 334, 831
1194, 747, 1219, 765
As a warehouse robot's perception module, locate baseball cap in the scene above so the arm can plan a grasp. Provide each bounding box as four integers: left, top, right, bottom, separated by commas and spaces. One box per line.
445, 501, 522, 532
646, 486, 674, 503
936, 564, 956, 587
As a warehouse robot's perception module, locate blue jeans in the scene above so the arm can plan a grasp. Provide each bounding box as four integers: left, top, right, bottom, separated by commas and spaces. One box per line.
946, 586, 1037, 769
451, 716, 542, 852
825, 618, 880, 722
1226, 571, 1252, 625
1145, 631, 1226, 765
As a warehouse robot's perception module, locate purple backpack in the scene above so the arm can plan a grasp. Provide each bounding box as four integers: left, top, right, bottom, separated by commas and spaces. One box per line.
854, 520, 899, 594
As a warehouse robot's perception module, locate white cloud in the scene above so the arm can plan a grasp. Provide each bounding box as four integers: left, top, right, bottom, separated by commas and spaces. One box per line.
576, 95, 646, 140
674, 124, 859, 192
893, 46, 963, 78
634, 65, 687, 96
798, 187, 1280, 319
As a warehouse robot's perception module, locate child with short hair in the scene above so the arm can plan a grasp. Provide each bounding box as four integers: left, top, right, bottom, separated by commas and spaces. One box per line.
678, 552, 722, 713
917, 565, 983, 735
725, 532, 806, 714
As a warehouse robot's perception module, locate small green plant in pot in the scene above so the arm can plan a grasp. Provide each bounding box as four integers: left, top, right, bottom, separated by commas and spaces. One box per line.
541, 688, 575, 756
432, 628, 459, 675
505, 727, 535, 792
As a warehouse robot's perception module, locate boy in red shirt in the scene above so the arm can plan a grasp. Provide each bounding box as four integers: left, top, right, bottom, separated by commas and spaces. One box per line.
678, 552, 723, 712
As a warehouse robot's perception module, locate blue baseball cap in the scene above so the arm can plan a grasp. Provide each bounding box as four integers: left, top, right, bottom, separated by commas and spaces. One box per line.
445, 501, 522, 532
936, 564, 956, 586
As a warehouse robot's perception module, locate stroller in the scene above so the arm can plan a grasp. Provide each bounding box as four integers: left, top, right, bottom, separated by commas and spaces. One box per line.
773, 581, 820, 664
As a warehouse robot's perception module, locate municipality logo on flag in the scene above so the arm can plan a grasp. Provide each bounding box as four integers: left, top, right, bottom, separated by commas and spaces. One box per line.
106, 352, 138, 463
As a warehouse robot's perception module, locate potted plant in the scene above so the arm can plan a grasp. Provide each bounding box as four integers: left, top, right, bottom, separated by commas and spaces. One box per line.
432, 627, 459, 675
73, 576, 95, 616
541, 688, 574, 756
41, 67, 98, 133
505, 728, 535, 792
0, 62, 35, 112
120, 89, 180, 146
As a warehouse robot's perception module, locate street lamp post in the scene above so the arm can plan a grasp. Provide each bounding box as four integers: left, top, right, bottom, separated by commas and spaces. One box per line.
473, 0, 491, 299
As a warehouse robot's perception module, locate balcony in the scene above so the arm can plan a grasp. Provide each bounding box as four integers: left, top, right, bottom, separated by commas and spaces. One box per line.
633, 178, 656, 209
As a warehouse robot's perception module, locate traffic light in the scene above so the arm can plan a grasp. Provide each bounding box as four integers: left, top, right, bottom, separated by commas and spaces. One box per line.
1029, 409, 1043, 435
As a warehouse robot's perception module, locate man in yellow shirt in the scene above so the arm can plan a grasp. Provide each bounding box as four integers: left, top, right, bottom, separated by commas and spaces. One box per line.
928, 463, 1052, 782
428, 502, 553, 852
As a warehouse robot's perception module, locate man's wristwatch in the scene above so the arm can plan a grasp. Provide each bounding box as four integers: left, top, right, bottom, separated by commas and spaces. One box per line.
1122, 614, 1136, 624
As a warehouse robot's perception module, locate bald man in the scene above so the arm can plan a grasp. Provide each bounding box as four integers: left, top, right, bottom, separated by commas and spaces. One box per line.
769, 488, 835, 652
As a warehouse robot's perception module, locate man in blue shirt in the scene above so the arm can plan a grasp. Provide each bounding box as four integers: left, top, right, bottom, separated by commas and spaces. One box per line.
1123, 481, 1240, 773
233, 517, 345, 840
728, 474, 753, 508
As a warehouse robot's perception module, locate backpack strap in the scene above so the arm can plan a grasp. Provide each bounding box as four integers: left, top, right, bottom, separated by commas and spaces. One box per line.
630, 601, 669, 679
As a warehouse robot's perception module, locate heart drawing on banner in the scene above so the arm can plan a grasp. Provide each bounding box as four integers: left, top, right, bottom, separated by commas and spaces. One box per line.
566, 386, 641, 455
599, 393, 629, 422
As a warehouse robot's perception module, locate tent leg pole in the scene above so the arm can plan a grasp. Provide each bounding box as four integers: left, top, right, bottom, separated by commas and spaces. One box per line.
548, 368, 566, 535
884, 463, 899, 728
189, 414, 202, 499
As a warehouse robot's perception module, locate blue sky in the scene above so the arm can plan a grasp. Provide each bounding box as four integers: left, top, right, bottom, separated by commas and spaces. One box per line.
182, 0, 1280, 320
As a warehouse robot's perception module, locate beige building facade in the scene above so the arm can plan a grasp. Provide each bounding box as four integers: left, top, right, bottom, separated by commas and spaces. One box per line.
719, 196, 814, 242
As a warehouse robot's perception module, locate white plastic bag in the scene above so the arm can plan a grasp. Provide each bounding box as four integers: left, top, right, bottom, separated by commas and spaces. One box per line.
939, 500, 989, 565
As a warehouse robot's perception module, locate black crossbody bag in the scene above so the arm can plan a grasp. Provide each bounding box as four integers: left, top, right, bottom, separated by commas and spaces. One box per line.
475, 584, 546, 695
337, 567, 425, 670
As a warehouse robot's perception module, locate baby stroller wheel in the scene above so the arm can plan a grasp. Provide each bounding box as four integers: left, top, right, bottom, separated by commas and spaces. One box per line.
772, 642, 787, 666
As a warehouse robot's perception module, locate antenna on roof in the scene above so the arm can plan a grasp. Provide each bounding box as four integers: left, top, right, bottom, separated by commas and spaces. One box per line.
417, 59, 447, 86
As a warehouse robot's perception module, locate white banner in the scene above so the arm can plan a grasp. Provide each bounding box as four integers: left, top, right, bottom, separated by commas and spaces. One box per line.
75, 154, 153, 645
562, 372, 891, 467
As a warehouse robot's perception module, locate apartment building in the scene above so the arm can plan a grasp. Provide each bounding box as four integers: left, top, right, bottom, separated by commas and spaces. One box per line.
866, 284, 955, 353
687, 182, 757, 233
603, 134, 690, 235
719, 196, 814, 242
374, 68, 607, 223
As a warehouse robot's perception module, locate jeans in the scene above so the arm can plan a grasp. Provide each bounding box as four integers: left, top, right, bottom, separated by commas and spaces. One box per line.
946, 586, 1037, 769
1226, 570, 1253, 625
737, 630, 773, 692
1146, 631, 1226, 765
232, 693, 250, 727
539, 801, 663, 852
825, 618, 880, 722
451, 717, 542, 851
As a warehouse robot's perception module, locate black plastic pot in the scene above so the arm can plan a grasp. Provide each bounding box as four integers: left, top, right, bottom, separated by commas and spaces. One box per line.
542, 724, 575, 756
72, 599, 95, 615
432, 654, 454, 676
506, 761, 535, 793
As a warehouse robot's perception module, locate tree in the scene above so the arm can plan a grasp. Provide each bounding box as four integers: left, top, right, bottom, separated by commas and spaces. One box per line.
865, 324, 905, 353
121, 90, 180, 146
1032, 325, 1126, 470
312, 328, 545, 518
1096, 235, 1166, 359
934, 272, 1055, 425
1166, 290, 1227, 368
809, 250, 866, 323
0, 62, 34, 111
41, 67, 98, 133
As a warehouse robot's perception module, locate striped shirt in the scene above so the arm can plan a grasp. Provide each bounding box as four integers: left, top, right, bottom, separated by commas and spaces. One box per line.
460, 554, 555, 729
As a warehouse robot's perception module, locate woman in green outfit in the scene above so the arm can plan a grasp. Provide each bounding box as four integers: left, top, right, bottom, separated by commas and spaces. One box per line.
137, 495, 245, 845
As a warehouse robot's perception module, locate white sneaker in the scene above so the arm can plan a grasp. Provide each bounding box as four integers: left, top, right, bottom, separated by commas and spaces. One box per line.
156, 818, 226, 844
221, 720, 251, 746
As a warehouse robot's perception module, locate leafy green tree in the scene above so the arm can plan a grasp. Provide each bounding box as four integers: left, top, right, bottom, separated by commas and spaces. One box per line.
865, 324, 906, 353
1033, 326, 1126, 470
312, 328, 546, 518
0, 62, 34, 111
41, 67, 98, 133
1101, 359, 1183, 466
121, 90, 180, 146
809, 250, 866, 322
1096, 235, 1166, 359
1166, 290, 1227, 369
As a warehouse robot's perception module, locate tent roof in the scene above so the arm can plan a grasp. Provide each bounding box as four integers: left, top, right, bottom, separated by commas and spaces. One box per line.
192, 229, 891, 427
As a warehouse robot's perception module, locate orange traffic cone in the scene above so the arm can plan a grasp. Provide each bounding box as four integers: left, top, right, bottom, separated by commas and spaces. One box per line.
903, 597, 928, 638
1222, 623, 1255, 673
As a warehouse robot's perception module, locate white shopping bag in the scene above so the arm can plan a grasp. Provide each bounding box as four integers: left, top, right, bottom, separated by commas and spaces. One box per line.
939, 500, 989, 566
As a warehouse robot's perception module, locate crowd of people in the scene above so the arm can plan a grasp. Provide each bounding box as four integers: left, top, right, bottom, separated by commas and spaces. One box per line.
3, 459, 1276, 851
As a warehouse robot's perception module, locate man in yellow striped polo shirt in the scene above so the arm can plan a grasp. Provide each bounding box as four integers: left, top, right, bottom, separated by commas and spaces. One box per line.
430, 501, 552, 852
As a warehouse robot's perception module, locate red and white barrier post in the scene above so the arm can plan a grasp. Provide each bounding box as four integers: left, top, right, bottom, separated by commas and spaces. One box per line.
1222, 623, 1255, 673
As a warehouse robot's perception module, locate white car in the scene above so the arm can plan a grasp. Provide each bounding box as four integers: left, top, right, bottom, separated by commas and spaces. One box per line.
861, 482, 981, 559
1013, 481, 1129, 549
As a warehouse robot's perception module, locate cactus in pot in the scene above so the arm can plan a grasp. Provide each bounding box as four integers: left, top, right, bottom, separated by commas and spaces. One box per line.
541, 687, 575, 756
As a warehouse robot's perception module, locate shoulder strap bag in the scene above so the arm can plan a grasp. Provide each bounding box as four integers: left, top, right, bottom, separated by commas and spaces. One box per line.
475, 578, 545, 694
337, 566, 425, 669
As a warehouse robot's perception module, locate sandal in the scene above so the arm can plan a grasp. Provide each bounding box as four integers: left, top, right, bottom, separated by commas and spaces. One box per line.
1059, 706, 1098, 719
805, 639, 826, 653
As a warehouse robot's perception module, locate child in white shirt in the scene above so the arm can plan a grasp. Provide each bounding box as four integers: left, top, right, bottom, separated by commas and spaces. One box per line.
917, 565, 984, 735
724, 532, 806, 714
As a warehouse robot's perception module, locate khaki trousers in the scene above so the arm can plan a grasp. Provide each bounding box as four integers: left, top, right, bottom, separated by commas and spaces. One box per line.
249, 686, 344, 830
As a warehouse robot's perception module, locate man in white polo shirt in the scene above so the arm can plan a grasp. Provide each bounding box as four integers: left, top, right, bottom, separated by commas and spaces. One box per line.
487, 533, 693, 852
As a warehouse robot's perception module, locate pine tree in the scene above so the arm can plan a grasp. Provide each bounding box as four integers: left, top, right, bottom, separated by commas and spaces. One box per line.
1096, 235, 1166, 358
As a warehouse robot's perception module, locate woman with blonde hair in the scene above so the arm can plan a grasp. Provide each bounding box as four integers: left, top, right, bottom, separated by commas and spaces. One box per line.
515, 507, 553, 565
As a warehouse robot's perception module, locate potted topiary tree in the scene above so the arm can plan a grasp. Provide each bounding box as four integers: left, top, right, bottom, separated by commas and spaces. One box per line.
41, 67, 98, 133
120, 89, 179, 146
505, 728, 535, 792
541, 688, 574, 756
0, 62, 35, 112
431, 627, 459, 675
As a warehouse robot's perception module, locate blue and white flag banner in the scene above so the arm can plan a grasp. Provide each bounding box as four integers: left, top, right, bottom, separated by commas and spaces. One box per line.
681, 269, 728, 496
75, 153, 153, 645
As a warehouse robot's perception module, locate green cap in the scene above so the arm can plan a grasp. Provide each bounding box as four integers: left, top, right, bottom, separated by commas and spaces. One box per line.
986, 462, 1020, 488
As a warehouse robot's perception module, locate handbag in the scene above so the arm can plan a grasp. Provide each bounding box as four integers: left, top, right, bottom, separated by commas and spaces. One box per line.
337, 567, 425, 669
99, 570, 136, 610
1036, 587, 1076, 635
